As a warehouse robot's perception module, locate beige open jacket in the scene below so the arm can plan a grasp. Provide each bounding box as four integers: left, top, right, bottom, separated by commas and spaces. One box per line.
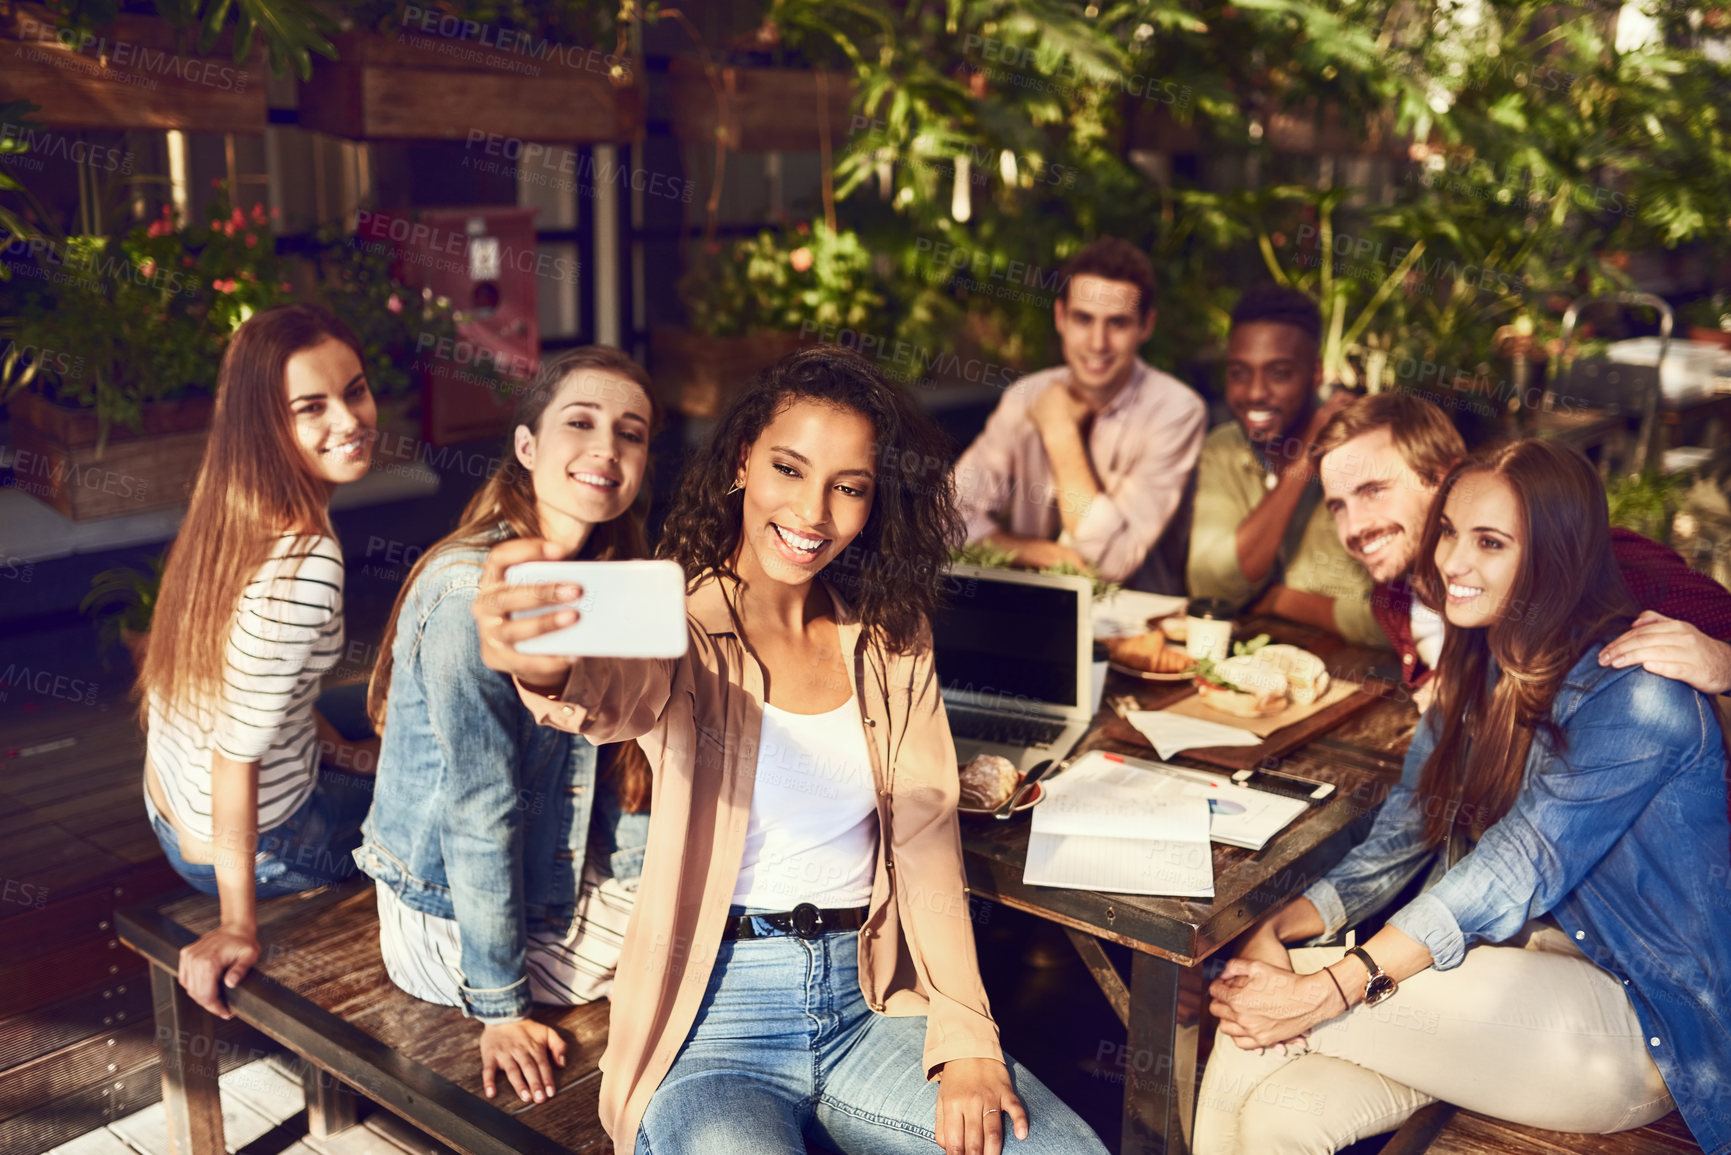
514, 573, 1002, 1145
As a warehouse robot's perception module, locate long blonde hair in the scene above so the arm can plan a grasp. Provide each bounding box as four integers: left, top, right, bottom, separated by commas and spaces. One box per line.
366, 347, 660, 810
137, 304, 363, 727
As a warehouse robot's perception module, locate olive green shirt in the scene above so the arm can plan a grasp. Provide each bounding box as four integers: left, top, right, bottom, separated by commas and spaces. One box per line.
1186, 421, 1385, 647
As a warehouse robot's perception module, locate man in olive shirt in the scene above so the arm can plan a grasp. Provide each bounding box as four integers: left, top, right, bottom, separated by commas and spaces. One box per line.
1186, 285, 1384, 645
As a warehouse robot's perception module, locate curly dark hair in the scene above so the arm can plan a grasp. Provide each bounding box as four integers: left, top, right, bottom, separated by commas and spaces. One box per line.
1232, 283, 1322, 346
657, 345, 963, 655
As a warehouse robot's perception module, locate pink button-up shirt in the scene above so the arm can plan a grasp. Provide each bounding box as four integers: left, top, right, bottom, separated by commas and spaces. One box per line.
951, 359, 1207, 582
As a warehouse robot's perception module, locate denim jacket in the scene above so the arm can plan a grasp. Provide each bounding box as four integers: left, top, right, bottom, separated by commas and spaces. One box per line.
355, 536, 649, 1022
1305, 645, 1731, 1153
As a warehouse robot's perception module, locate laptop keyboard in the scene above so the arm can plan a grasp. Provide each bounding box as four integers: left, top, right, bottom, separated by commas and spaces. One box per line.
946, 704, 1066, 749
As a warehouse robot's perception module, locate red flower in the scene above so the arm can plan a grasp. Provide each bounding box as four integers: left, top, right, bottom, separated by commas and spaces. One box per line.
245, 234, 258, 248
789, 246, 814, 273
386, 294, 404, 314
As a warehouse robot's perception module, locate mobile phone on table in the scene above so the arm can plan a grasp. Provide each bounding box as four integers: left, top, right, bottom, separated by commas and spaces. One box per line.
505, 559, 688, 659
1231, 765, 1336, 803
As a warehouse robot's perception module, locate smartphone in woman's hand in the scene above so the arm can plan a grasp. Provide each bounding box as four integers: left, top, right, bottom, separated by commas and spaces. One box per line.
506, 560, 688, 658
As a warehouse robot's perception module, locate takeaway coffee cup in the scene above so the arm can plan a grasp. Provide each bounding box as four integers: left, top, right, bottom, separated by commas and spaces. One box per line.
1185, 598, 1235, 663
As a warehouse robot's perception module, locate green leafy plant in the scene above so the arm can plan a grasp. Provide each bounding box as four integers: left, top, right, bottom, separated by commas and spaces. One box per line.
3, 187, 294, 441
42, 0, 340, 79
310, 224, 477, 401
1607, 470, 1692, 546
947, 542, 1119, 600
1190, 634, 1272, 689
80, 552, 165, 663
680, 221, 883, 340
4, 185, 452, 444
706, 0, 1731, 396
950, 540, 1018, 570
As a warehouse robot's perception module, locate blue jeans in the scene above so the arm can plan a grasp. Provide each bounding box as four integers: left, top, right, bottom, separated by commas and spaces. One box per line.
149, 763, 374, 898
150, 684, 377, 898
634, 929, 1109, 1155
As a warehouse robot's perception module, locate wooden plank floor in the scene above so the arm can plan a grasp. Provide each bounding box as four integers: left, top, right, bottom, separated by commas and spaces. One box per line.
44, 1056, 461, 1155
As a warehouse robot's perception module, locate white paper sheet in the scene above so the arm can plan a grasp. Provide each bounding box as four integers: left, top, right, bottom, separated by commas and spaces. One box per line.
1123, 709, 1263, 760
1026, 754, 1214, 896
1051, 751, 1310, 850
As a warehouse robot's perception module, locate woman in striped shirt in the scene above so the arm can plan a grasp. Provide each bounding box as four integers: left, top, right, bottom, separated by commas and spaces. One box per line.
138, 304, 380, 1020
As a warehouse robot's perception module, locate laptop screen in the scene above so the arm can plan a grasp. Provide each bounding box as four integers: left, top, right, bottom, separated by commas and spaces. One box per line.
932, 571, 1085, 711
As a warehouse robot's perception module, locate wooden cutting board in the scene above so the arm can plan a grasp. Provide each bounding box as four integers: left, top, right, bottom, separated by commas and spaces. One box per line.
1100, 681, 1384, 770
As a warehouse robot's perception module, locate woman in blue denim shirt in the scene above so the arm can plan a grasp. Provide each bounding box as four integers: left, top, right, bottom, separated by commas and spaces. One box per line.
355, 348, 657, 1108
1198, 439, 1731, 1155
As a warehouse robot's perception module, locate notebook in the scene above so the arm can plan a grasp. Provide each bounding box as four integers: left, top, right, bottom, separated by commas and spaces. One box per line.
1024, 752, 1215, 898
1021, 751, 1313, 898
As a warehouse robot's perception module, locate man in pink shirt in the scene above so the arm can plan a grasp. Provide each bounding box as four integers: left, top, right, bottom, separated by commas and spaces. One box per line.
951, 237, 1207, 587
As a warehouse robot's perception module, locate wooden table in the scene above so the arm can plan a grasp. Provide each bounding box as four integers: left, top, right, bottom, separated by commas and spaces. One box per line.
959, 620, 1420, 1155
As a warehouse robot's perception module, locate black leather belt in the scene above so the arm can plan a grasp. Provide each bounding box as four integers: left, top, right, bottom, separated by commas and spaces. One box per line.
723, 903, 870, 941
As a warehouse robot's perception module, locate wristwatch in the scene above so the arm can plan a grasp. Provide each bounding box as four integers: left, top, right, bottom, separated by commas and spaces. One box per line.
1346, 946, 1398, 1006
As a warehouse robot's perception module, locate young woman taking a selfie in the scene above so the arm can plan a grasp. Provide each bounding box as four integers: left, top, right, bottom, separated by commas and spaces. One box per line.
138, 303, 381, 1020
472, 347, 1107, 1155
357, 347, 656, 1106
1196, 439, 1731, 1155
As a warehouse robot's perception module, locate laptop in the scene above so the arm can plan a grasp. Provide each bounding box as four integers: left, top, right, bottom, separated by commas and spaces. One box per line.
932, 565, 1095, 773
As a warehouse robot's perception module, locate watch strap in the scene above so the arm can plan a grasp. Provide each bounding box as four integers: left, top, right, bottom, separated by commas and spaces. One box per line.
1346, 945, 1383, 980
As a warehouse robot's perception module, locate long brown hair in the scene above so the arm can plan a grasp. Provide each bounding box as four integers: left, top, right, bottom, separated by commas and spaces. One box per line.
655, 345, 962, 655
137, 303, 364, 727
366, 346, 660, 810
1410, 439, 1635, 846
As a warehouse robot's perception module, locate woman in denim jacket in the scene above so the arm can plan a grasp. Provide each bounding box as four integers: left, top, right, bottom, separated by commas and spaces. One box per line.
355, 348, 657, 1107
1198, 439, 1731, 1155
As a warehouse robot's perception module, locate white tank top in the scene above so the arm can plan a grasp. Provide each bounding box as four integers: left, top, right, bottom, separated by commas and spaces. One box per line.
732, 697, 880, 910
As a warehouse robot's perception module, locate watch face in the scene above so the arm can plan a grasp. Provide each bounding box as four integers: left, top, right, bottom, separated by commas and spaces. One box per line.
1363, 974, 1398, 1006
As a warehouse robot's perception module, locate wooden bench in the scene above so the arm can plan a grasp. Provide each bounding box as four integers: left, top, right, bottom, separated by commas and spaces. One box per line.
117, 876, 615, 1155
1380, 1101, 1704, 1155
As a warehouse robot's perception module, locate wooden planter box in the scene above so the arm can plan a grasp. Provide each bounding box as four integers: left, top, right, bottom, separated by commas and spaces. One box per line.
8, 392, 213, 522
667, 58, 856, 153
298, 30, 642, 142
0, 3, 265, 133
650, 327, 811, 420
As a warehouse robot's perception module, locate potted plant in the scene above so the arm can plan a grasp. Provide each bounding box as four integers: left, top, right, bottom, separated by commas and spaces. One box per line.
1683, 295, 1731, 351
654, 221, 882, 419
3, 187, 452, 520
296, 0, 640, 142
80, 552, 165, 668
4, 188, 294, 519
0, 0, 336, 134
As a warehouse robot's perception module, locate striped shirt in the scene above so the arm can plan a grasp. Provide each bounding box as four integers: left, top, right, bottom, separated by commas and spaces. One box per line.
147, 534, 345, 841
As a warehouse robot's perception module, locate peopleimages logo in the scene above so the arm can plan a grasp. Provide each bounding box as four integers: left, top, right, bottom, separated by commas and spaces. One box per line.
397, 5, 630, 79
0, 124, 132, 174
15, 15, 250, 93
354, 211, 579, 286
1293, 224, 1527, 297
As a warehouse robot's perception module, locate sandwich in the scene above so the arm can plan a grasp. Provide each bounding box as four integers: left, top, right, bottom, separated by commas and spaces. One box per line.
1192, 654, 1291, 717
1257, 644, 1331, 705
